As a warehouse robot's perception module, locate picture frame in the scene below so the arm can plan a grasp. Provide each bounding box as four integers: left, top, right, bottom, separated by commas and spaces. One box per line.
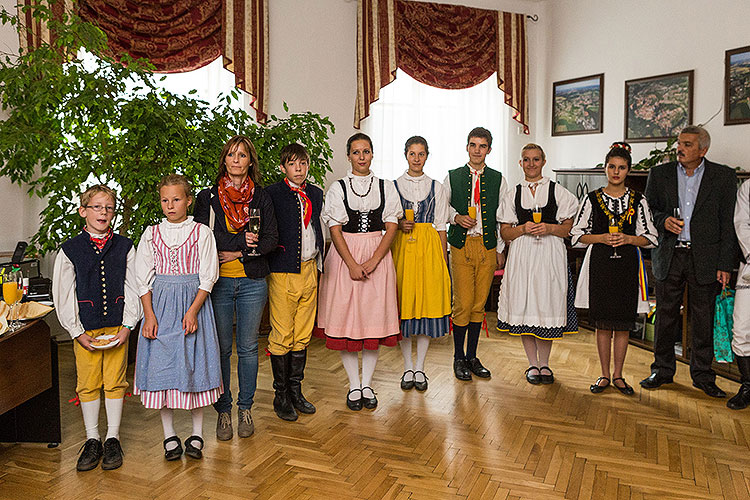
624, 70, 693, 143
725, 45, 750, 125
552, 74, 604, 136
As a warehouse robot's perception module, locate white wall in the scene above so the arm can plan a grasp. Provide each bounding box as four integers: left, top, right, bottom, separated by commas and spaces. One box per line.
539, 0, 750, 174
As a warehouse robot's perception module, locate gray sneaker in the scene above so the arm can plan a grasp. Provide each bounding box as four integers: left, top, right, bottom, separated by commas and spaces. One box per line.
216, 411, 233, 441
238, 409, 254, 438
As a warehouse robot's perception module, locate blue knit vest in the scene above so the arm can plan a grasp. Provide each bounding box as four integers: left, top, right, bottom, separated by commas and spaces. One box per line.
60, 232, 132, 331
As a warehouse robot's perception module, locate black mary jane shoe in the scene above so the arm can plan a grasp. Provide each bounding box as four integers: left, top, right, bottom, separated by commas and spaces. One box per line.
612, 377, 634, 396
346, 389, 363, 411
413, 371, 428, 392
539, 366, 555, 385
525, 366, 541, 385
163, 436, 183, 461
184, 435, 204, 459
590, 376, 610, 394
361, 386, 378, 409
400, 370, 415, 390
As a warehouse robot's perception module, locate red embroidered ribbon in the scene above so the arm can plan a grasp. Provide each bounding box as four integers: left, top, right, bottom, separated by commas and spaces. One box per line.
89, 228, 113, 250
285, 178, 312, 228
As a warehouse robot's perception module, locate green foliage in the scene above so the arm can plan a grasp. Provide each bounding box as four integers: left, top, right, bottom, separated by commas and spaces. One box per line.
632, 138, 677, 170
0, 4, 334, 255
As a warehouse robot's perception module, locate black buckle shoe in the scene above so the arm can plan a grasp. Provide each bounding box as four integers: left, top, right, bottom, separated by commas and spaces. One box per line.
400, 370, 415, 390
163, 436, 183, 461
76, 438, 103, 471
101, 437, 123, 470
346, 389, 363, 411
612, 377, 634, 396
539, 366, 554, 384
727, 383, 750, 410
453, 359, 472, 381
589, 376, 610, 393
413, 371, 428, 392
468, 358, 491, 378
361, 386, 378, 409
525, 366, 542, 385
184, 435, 204, 459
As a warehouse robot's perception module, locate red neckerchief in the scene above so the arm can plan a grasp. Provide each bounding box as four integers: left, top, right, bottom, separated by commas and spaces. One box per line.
218, 174, 255, 231
285, 178, 312, 228
471, 168, 482, 205
89, 227, 113, 250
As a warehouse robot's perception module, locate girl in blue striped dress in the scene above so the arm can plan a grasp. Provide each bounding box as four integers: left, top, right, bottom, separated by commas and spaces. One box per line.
135, 174, 222, 461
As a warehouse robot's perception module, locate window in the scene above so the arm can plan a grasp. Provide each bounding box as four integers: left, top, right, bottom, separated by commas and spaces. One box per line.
362, 69, 510, 182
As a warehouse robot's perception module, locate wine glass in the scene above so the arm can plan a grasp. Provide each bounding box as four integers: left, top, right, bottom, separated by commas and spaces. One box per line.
2, 270, 23, 331
673, 207, 684, 234
532, 205, 542, 241
609, 217, 621, 259
246, 208, 261, 256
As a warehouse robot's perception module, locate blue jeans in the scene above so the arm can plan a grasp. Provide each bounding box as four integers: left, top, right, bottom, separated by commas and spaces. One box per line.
211, 276, 267, 413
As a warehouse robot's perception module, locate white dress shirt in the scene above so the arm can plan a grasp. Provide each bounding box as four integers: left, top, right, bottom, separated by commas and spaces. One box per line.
287, 179, 320, 262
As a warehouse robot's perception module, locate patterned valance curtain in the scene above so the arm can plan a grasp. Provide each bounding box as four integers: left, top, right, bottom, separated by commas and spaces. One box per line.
355, 0, 529, 133
17, 0, 269, 122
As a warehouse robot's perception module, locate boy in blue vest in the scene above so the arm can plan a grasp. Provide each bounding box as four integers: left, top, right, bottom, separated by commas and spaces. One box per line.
265, 143, 324, 421
52, 185, 141, 471
443, 127, 509, 381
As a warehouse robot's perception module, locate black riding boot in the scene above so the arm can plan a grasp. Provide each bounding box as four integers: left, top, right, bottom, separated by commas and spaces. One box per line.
270, 354, 298, 421
727, 355, 750, 410
288, 349, 316, 414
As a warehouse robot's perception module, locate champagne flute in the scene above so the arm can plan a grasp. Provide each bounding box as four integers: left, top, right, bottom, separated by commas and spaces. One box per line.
2, 270, 22, 331
247, 208, 261, 256
405, 202, 416, 243
532, 205, 542, 241
609, 217, 621, 259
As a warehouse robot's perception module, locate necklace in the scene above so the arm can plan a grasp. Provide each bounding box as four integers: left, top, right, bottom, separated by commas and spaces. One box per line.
349, 176, 374, 197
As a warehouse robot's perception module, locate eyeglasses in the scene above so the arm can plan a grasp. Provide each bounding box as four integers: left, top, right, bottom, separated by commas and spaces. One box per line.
84, 205, 116, 213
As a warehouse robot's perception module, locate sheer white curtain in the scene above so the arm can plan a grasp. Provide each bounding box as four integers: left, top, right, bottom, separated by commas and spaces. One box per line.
362, 70, 509, 182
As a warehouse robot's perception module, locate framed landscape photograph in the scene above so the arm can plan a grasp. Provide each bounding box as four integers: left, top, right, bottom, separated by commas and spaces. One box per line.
552, 74, 604, 136
624, 70, 693, 142
725, 45, 750, 125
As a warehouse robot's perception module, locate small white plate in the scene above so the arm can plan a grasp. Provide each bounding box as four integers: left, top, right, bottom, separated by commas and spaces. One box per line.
90, 334, 120, 350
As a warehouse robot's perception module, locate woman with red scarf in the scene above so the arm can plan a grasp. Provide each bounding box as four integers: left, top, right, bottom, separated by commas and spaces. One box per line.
194, 135, 278, 441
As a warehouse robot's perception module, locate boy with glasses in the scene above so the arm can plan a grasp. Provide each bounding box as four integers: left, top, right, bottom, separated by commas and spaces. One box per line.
53, 185, 141, 471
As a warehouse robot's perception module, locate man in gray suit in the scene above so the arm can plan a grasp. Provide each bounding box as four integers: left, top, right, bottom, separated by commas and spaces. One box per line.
640, 125, 738, 397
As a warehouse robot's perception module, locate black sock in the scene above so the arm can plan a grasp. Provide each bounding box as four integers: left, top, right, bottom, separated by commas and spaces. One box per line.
466, 322, 482, 359
453, 324, 467, 359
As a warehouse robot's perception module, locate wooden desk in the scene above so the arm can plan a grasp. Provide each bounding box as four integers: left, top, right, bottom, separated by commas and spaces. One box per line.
0, 319, 61, 444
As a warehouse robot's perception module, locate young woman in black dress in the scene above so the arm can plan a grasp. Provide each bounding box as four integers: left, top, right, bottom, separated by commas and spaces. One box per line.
571, 143, 658, 395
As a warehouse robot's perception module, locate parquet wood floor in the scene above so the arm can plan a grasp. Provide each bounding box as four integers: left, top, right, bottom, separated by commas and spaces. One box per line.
1, 316, 749, 499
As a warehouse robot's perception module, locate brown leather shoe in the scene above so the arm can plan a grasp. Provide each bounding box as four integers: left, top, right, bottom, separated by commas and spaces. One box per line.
216, 411, 233, 441
237, 409, 254, 438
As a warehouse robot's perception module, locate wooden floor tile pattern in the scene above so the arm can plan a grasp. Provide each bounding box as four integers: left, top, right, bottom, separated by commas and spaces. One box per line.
1, 317, 749, 499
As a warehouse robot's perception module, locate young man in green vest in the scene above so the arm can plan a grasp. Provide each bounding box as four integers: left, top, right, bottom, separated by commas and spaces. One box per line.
443, 127, 509, 381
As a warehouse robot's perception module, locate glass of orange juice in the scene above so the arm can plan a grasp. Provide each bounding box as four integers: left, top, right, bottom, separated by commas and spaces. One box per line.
532, 206, 542, 240
467, 206, 477, 230
2, 270, 22, 331
609, 217, 621, 259
405, 204, 416, 242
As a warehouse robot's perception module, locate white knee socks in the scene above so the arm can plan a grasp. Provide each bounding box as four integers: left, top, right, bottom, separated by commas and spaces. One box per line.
399, 338, 414, 381
415, 335, 430, 374
104, 397, 123, 440
191, 407, 204, 439
160, 407, 178, 450
80, 398, 101, 441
